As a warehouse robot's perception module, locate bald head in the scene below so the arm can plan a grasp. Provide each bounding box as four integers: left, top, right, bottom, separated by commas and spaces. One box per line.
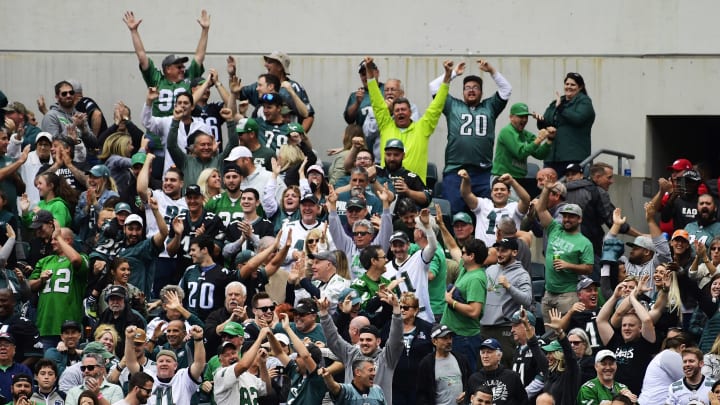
536, 168, 558, 189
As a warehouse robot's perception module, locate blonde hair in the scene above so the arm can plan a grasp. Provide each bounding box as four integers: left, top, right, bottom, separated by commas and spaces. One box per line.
334, 250, 350, 280
94, 324, 121, 346
278, 144, 305, 172
710, 334, 720, 356
549, 349, 566, 373
400, 291, 419, 307
197, 168, 220, 203
303, 228, 324, 256
98, 133, 133, 160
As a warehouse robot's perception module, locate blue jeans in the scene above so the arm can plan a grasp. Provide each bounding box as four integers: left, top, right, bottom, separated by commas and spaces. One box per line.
442, 168, 491, 215
452, 334, 483, 373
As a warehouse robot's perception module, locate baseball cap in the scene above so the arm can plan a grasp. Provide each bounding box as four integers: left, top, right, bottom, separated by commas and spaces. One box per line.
565, 163, 583, 174
346, 197, 365, 210
292, 299, 318, 315
125, 214, 144, 227
280, 105, 292, 115
224, 162, 243, 175
114, 202, 132, 214
225, 146, 253, 161
221, 322, 245, 337
67, 79, 83, 93
235, 118, 259, 134
185, 184, 203, 197
384, 139, 405, 151
541, 340, 562, 352
190, 77, 207, 88
550, 183, 567, 198
260, 92, 282, 106
132, 329, 147, 343
300, 194, 319, 204
105, 285, 127, 301
30, 210, 54, 229
577, 277, 600, 291
274, 333, 290, 346
287, 122, 304, 135
161, 54, 189, 68
61, 320, 82, 333
671, 229, 690, 242
358, 325, 381, 337
36, 132, 53, 144
493, 238, 519, 250
559, 203, 583, 218
234, 250, 255, 267
310, 250, 337, 266
431, 324, 454, 339
12, 374, 32, 385
131, 152, 147, 166
157, 349, 178, 362
510, 309, 536, 326
626, 235, 656, 252
681, 170, 702, 182
307, 164, 324, 177
0, 333, 15, 345
667, 158, 693, 171
217, 341, 236, 356
389, 231, 410, 244
264, 51, 291, 74
3, 101, 28, 115
452, 212, 473, 225
510, 102, 531, 116
338, 288, 361, 306
358, 60, 368, 73
88, 164, 111, 178
595, 349, 616, 363
479, 337, 502, 350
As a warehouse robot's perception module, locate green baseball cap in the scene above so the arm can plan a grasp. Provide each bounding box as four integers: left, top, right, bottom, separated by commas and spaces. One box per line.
88, 164, 111, 178
287, 122, 304, 134
384, 139, 405, 151
541, 340, 562, 352
222, 322, 245, 337
452, 212, 473, 225
236, 118, 259, 134
131, 152, 147, 166
510, 103, 531, 116
83, 341, 114, 360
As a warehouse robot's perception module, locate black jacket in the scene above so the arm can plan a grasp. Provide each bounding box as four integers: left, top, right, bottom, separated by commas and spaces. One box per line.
468, 365, 527, 405
416, 351, 471, 405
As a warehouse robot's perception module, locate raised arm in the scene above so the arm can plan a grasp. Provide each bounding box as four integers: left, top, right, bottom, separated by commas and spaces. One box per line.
319, 366, 341, 397
281, 81, 309, 118
535, 180, 555, 229
630, 276, 656, 343
280, 314, 316, 371
136, 153, 154, 202
458, 169, 478, 211
122, 11, 149, 71
234, 328, 268, 377
149, 196, 169, 248
597, 283, 624, 346
188, 325, 207, 380
193, 10, 210, 66
435, 204, 461, 261
503, 174, 531, 214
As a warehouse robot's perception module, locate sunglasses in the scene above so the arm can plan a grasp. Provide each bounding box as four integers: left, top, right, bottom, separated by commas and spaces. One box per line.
257, 305, 276, 313
353, 231, 371, 237
400, 305, 416, 311
568, 340, 584, 346
60, 90, 75, 97
711, 247, 720, 251
306, 239, 318, 245
137, 386, 153, 394
261, 93, 279, 103
80, 365, 98, 372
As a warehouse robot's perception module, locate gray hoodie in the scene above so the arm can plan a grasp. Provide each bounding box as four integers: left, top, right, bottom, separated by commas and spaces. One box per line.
481, 260, 533, 326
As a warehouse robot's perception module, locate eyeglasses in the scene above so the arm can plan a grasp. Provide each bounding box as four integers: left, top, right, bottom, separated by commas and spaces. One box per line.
137, 386, 153, 394
80, 365, 98, 372
306, 239, 318, 245
60, 90, 75, 97
400, 305, 417, 311
356, 156, 372, 161
711, 247, 720, 251
353, 231, 371, 237
257, 305, 276, 313
463, 86, 480, 91
568, 340, 584, 346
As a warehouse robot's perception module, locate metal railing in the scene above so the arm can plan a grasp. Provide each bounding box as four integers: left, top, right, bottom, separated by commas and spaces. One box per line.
580, 149, 636, 175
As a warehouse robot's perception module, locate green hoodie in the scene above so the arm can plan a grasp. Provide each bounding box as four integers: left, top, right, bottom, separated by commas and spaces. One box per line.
22, 197, 71, 227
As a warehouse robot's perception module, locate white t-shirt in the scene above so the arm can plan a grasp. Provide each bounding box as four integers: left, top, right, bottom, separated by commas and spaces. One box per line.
214, 366, 267, 405
148, 368, 199, 405
146, 189, 188, 257
472, 198, 522, 247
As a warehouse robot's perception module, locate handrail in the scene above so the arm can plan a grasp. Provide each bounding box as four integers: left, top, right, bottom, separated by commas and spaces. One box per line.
580, 149, 636, 175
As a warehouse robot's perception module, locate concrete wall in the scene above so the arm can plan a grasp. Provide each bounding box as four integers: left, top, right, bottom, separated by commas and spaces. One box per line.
3, 0, 720, 178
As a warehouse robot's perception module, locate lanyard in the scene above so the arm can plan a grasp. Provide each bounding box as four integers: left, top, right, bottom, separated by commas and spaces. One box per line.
154, 385, 174, 405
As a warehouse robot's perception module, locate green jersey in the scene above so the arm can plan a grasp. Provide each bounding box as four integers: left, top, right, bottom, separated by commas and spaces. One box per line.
351, 273, 390, 308
118, 238, 163, 298
205, 192, 244, 227
442, 93, 507, 173
30, 254, 89, 336
141, 58, 204, 116
577, 377, 627, 405
256, 118, 290, 155
492, 123, 551, 177
428, 246, 449, 316
441, 263, 487, 336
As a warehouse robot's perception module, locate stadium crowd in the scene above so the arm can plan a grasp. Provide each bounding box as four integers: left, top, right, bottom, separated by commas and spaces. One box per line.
2, 8, 720, 405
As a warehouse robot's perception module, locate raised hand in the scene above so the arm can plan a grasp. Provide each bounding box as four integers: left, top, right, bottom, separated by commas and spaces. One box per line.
457, 169, 470, 180
172, 106, 184, 121
419, 208, 430, 227
5, 224, 15, 239
612, 207, 626, 225
172, 216, 184, 235
197, 9, 211, 29
148, 196, 159, 211
226, 56, 236, 76
147, 87, 159, 102
123, 11, 142, 31
454, 61, 466, 76
477, 59, 493, 73
544, 308, 563, 331
442, 60, 454, 75
219, 107, 233, 121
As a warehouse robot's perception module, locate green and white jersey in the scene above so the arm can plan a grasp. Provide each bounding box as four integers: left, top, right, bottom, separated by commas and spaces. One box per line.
146, 190, 188, 257
141, 58, 204, 116
256, 118, 290, 155
204, 192, 243, 227
214, 367, 267, 405
30, 254, 89, 336
442, 93, 507, 172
